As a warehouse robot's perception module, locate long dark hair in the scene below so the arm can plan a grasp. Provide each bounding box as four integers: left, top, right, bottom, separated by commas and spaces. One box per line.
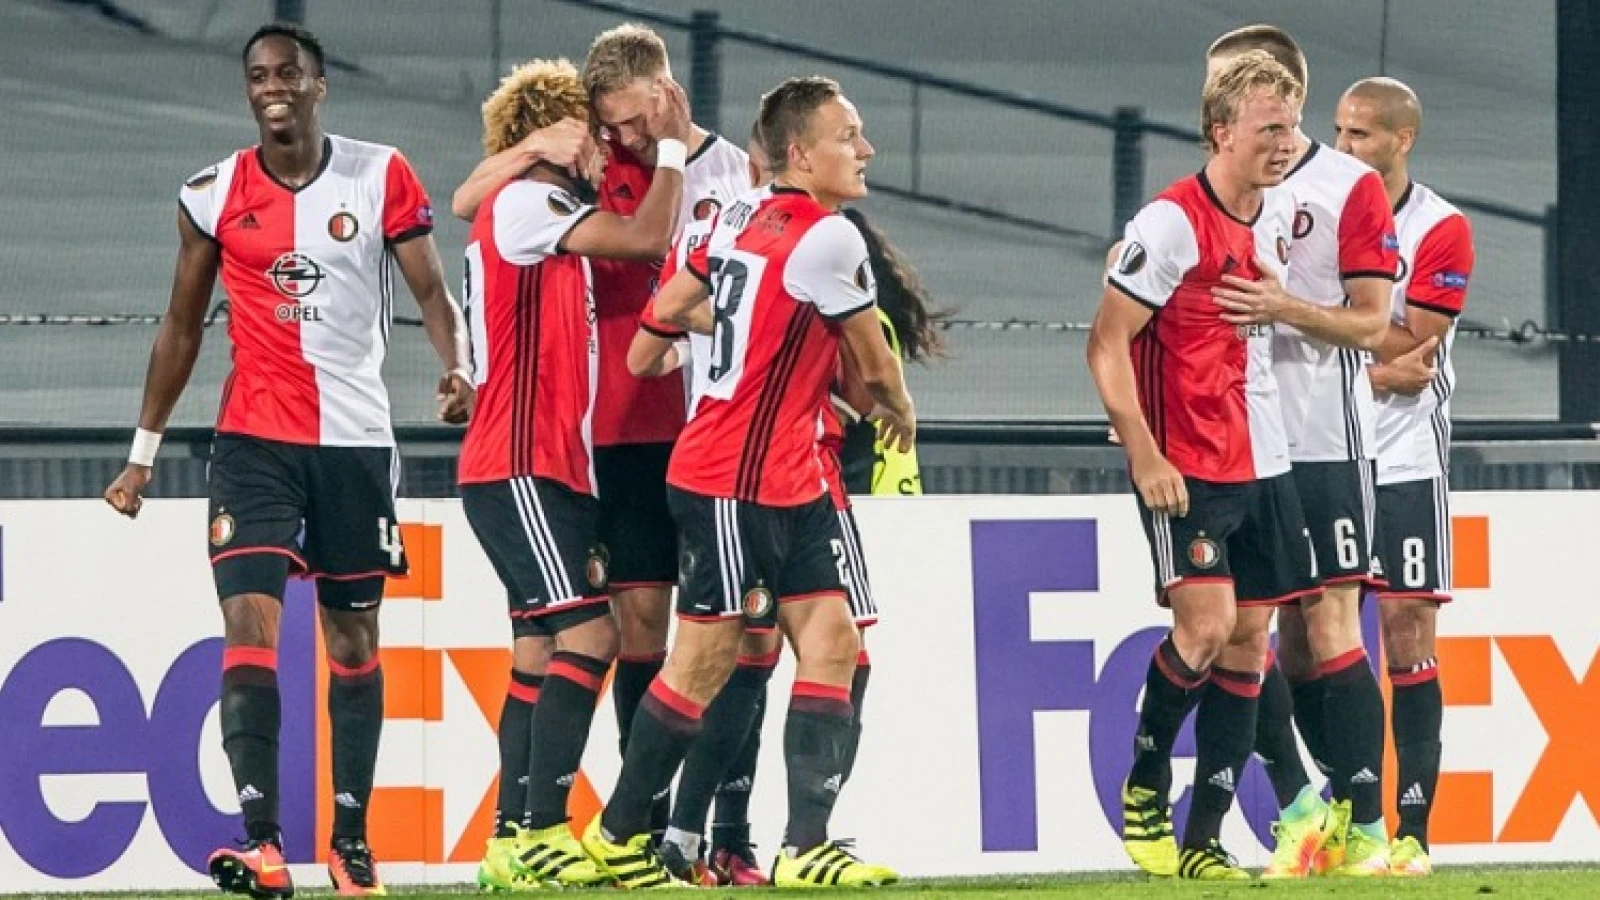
841, 207, 949, 362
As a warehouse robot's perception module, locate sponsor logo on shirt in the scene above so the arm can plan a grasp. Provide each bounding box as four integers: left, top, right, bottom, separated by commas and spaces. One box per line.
267, 252, 325, 298
186, 166, 218, 190
1116, 242, 1146, 275
1383, 232, 1401, 251
1433, 271, 1469, 289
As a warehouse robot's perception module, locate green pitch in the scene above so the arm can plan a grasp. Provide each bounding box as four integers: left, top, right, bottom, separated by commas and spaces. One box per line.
14, 867, 1600, 900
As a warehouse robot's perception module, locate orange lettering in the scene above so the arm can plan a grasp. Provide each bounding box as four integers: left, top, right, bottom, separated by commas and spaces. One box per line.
1497, 636, 1600, 842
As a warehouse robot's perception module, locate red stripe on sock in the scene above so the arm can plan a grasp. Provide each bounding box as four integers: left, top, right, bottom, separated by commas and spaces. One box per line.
327, 654, 380, 679
1319, 648, 1367, 677
857, 649, 871, 667
223, 646, 278, 672
647, 679, 704, 721
1210, 667, 1262, 698
548, 659, 605, 693
617, 652, 667, 664
507, 680, 541, 703
735, 649, 782, 669
1152, 646, 1206, 690
1389, 664, 1440, 687
792, 680, 851, 704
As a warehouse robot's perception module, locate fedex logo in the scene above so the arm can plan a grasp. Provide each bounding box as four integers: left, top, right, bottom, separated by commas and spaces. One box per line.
970, 516, 1600, 853
0, 522, 608, 881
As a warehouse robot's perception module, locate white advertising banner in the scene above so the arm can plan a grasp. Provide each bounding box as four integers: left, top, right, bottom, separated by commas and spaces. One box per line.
0, 493, 1595, 890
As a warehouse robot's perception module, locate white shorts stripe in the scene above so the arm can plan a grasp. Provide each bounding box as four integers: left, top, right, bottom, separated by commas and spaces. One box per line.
509, 477, 575, 602
714, 498, 742, 616
838, 509, 876, 619
1433, 476, 1453, 592
1152, 510, 1176, 586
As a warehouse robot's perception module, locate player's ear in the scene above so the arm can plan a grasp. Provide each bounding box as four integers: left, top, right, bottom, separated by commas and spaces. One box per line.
314, 75, 327, 103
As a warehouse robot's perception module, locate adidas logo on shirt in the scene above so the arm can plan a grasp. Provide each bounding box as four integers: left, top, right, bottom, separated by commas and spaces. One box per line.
238, 784, 264, 803
1352, 768, 1380, 785
1401, 783, 1428, 807
241, 212, 260, 230
1207, 768, 1236, 793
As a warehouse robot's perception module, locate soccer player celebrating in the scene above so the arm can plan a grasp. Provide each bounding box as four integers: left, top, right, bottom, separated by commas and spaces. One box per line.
1090, 51, 1314, 881
1205, 25, 1401, 878
103, 24, 473, 899
453, 25, 755, 858
582, 77, 911, 889
1336, 76, 1473, 876
456, 58, 691, 890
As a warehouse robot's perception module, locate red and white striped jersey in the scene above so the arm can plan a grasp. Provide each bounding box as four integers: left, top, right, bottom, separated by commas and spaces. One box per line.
1374, 181, 1474, 485
457, 180, 600, 494
588, 135, 751, 446
179, 135, 435, 446
1275, 142, 1401, 462
1107, 171, 1295, 483
667, 186, 876, 506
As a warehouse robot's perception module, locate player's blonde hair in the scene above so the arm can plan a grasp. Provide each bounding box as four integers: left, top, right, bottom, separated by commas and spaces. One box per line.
481, 58, 590, 156
1200, 50, 1303, 154
583, 23, 669, 99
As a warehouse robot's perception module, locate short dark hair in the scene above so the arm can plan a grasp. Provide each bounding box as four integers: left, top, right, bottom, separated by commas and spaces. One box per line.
757, 76, 842, 174
1208, 24, 1307, 90
243, 23, 326, 76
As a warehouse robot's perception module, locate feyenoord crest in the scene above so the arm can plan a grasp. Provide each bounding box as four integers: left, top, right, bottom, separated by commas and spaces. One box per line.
742, 585, 774, 619
1188, 535, 1220, 570
1117, 241, 1147, 275
210, 512, 236, 547
1275, 235, 1290, 265
693, 197, 722, 221
585, 545, 610, 590
328, 210, 359, 242
1293, 208, 1314, 239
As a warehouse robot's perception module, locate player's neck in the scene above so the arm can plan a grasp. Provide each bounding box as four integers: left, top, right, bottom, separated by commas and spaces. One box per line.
1202, 160, 1263, 223
773, 176, 840, 211
686, 125, 710, 159
259, 126, 326, 188
1288, 128, 1314, 168
1382, 166, 1411, 209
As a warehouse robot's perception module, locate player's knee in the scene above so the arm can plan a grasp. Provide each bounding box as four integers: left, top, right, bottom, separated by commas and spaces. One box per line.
793, 610, 861, 679
512, 634, 553, 675
220, 593, 283, 649
739, 628, 783, 659
555, 610, 620, 662
1380, 600, 1436, 669
613, 587, 671, 653
1173, 614, 1233, 669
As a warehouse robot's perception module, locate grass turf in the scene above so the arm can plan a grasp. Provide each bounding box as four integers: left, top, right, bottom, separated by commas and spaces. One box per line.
11, 866, 1600, 900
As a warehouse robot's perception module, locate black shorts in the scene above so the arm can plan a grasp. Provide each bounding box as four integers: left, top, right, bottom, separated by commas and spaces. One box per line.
837, 505, 878, 627
461, 476, 612, 636
1373, 476, 1453, 603
1136, 473, 1317, 606
668, 487, 850, 631
1292, 459, 1380, 588
207, 434, 404, 604
595, 442, 679, 589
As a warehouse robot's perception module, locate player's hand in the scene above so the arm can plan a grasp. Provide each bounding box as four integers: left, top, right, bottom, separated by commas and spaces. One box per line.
1129, 450, 1188, 517
436, 371, 475, 424
523, 118, 588, 178
644, 77, 694, 145
104, 464, 152, 519
1213, 260, 1293, 325
1379, 335, 1439, 396
871, 401, 916, 454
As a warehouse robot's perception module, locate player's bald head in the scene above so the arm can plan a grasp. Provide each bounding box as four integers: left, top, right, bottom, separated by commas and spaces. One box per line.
1343, 77, 1422, 134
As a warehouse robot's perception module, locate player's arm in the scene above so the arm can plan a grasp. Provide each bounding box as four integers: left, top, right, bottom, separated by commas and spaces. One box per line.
104, 208, 220, 518
838, 308, 915, 453
653, 267, 713, 332
451, 118, 588, 222
561, 80, 693, 260
1370, 214, 1473, 395
1213, 267, 1390, 350
1087, 288, 1185, 516
393, 234, 474, 424
628, 297, 689, 377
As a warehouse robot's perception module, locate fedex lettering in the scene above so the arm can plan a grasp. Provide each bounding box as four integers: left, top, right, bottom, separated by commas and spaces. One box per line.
0, 589, 320, 878
971, 519, 1328, 852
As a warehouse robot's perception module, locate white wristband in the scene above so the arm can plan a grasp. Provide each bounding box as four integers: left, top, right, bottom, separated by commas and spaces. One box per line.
445, 366, 472, 384
655, 139, 688, 172
129, 428, 162, 467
